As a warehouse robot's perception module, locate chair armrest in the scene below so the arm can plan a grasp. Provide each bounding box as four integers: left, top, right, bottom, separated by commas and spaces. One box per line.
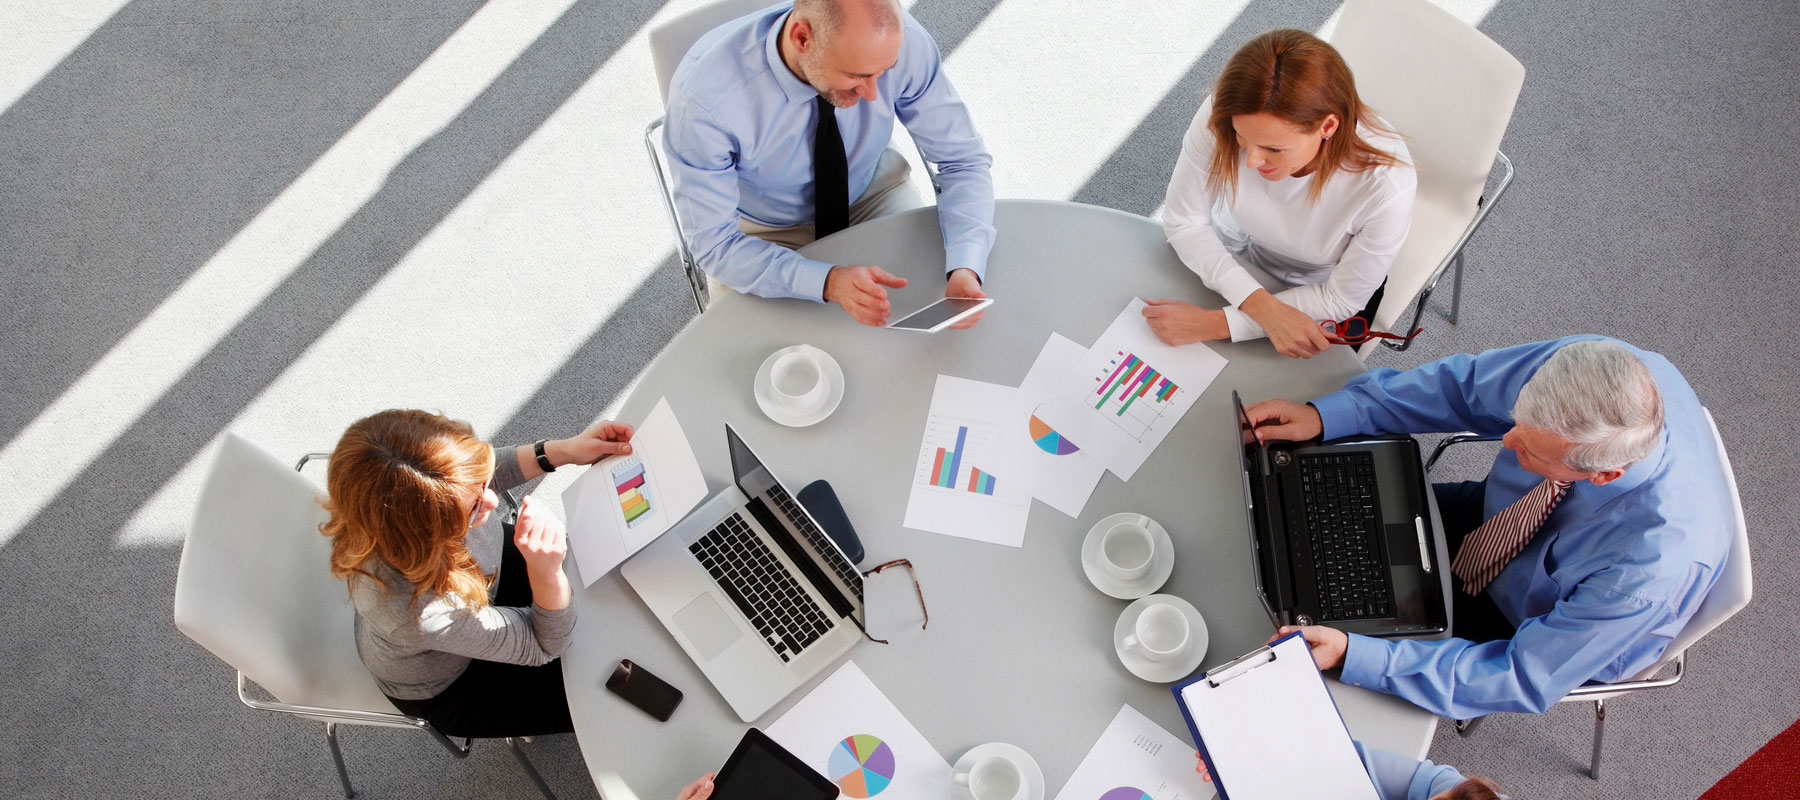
1426, 433, 1503, 471
236, 671, 427, 729
1561, 650, 1687, 698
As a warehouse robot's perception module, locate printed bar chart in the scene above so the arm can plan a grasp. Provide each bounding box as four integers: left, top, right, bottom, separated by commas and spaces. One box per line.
1089, 351, 1184, 441
612, 457, 653, 527
966, 468, 996, 496
918, 423, 999, 496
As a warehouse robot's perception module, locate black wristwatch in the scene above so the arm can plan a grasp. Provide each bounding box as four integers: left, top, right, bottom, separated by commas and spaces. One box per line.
533, 439, 556, 473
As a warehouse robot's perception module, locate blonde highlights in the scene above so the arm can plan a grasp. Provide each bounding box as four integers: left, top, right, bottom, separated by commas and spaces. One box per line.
1207, 29, 1404, 203
320, 410, 497, 610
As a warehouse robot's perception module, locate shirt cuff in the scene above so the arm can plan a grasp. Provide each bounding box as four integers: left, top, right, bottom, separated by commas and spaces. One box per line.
1214, 268, 1268, 308
1309, 391, 1364, 441
800, 257, 836, 303
1222, 306, 1264, 342
1339, 632, 1392, 692
944, 243, 988, 284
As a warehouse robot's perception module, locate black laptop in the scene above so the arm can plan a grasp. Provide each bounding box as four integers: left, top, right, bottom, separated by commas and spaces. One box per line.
1233, 391, 1449, 637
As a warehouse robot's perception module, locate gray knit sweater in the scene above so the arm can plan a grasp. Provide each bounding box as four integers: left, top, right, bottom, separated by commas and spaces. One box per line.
348, 446, 576, 700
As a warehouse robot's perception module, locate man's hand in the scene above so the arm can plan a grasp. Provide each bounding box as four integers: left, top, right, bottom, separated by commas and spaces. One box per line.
549, 420, 634, 467
676, 773, 716, 800
824, 265, 907, 326
1142, 298, 1229, 345
1240, 290, 1331, 358
1243, 398, 1323, 443
1268, 625, 1350, 670
944, 268, 986, 330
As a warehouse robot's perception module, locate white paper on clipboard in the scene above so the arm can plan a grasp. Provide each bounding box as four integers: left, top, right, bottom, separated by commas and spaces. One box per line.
1172, 633, 1379, 800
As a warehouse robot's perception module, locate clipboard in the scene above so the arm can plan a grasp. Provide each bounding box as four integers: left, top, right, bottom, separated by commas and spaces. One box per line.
1170, 632, 1379, 800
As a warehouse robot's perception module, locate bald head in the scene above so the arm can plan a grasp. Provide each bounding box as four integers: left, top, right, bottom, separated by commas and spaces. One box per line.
795, 0, 902, 48
784, 0, 905, 108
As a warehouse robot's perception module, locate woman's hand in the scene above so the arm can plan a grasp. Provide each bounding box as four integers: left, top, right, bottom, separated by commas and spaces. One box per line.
551, 420, 636, 467
677, 773, 716, 800
1239, 290, 1331, 358
1142, 299, 1229, 345
514, 497, 571, 610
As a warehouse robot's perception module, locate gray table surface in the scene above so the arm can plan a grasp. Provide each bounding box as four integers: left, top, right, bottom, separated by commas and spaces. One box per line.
563, 199, 1437, 798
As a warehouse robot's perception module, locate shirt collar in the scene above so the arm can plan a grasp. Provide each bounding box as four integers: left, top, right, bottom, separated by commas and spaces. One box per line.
764, 10, 820, 106
1572, 426, 1668, 505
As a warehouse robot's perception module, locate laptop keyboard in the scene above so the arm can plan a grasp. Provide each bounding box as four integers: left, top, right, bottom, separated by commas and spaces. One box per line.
689, 514, 831, 662
765, 481, 863, 592
1299, 453, 1394, 621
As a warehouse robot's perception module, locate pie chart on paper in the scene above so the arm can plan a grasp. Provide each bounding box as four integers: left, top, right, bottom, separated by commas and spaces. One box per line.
828, 734, 896, 798
1099, 788, 1153, 800
1029, 414, 1080, 456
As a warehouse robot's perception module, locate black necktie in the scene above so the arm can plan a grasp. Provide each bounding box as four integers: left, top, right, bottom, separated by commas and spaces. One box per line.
812, 95, 849, 238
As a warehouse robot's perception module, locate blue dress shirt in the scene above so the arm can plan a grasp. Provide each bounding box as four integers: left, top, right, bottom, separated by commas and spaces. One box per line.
1356, 742, 1469, 800
1312, 336, 1731, 718
663, 4, 995, 301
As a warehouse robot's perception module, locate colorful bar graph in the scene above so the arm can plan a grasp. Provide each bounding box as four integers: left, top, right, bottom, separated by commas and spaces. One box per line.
1096, 351, 1179, 417
945, 426, 967, 487
612, 457, 653, 527
966, 468, 996, 496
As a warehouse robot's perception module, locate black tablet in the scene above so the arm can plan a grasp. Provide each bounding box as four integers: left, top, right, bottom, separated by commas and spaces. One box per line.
711, 728, 840, 800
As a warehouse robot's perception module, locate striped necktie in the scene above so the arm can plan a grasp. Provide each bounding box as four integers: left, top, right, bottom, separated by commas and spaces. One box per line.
1450, 478, 1573, 595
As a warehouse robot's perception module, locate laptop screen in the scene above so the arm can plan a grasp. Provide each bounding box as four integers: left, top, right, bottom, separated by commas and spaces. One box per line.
1233, 392, 1283, 629
724, 425, 864, 621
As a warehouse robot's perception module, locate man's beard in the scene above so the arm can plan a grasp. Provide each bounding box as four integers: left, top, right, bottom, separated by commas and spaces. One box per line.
800, 52, 860, 108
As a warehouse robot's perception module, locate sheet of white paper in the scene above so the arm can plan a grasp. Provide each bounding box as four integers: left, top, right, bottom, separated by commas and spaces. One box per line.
1034, 299, 1228, 480
561, 397, 708, 586
1052, 704, 1217, 800
902, 375, 1031, 547
982, 333, 1109, 517
766, 661, 951, 800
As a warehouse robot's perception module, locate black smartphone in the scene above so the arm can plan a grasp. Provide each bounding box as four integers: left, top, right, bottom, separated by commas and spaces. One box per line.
604, 659, 683, 721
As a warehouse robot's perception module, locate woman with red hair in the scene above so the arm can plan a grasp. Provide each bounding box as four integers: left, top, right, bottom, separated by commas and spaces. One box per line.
1151, 29, 1416, 358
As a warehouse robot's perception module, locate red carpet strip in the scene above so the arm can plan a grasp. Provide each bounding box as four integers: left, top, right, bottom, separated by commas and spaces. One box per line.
1700, 718, 1800, 799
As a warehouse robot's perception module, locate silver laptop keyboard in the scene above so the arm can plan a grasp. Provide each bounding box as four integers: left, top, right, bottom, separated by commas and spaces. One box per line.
689, 513, 830, 662
764, 481, 863, 591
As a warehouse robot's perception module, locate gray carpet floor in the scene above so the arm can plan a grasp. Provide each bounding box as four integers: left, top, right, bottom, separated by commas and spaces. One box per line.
2, 1, 1795, 798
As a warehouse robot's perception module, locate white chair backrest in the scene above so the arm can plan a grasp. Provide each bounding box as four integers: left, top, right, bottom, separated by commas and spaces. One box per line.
174, 433, 397, 717
650, 0, 777, 104
1331, 0, 1524, 345
1659, 408, 1754, 663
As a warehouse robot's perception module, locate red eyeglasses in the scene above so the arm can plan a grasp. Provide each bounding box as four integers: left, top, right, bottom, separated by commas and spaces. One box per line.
1320, 317, 1422, 346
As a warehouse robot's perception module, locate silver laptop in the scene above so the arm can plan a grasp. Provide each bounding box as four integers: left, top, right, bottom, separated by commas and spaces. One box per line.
621, 425, 866, 721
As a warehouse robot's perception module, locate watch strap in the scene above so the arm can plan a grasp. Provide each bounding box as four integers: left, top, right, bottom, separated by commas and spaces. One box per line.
533, 439, 555, 473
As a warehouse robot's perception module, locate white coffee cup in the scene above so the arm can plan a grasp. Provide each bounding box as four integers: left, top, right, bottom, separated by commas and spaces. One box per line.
769, 348, 828, 412
1122, 602, 1190, 663
1100, 521, 1155, 582
953, 755, 1027, 800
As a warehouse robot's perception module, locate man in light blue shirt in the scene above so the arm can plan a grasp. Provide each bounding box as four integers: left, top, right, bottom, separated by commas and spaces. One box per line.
1244, 337, 1730, 719
665, 0, 995, 327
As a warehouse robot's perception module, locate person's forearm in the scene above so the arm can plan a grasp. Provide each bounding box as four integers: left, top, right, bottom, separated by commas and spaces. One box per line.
529, 567, 571, 611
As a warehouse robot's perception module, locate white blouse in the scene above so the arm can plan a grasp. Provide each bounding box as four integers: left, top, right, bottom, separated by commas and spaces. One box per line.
1161, 98, 1416, 341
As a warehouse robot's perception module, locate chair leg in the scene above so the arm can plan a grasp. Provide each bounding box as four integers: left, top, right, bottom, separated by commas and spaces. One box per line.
324, 723, 358, 799
1454, 716, 1485, 737
1589, 699, 1606, 780
506, 737, 559, 800
1449, 251, 1465, 325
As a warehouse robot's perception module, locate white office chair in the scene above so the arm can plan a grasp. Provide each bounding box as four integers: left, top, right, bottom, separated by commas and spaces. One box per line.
644, 0, 939, 313
1429, 408, 1754, 779
173, 433, 559, 799
1327, 0, 1526, 358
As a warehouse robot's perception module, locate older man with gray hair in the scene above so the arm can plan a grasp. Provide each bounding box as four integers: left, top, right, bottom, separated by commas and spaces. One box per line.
1243, 336, 1731, 719
664, 0, 994, 327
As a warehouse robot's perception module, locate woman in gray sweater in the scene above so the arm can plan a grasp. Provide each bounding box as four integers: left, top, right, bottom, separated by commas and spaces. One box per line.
321, 409, 633, 737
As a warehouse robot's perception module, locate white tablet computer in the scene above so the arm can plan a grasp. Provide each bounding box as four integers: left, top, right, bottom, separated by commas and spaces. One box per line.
885, 297, 993, 332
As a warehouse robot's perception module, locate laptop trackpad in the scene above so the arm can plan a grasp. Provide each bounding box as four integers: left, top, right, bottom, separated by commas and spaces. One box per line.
674, 593, 742, 661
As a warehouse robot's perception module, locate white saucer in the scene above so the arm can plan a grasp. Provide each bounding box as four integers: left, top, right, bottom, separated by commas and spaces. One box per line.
952, 742, 1045, 800
753, 345, 844, 427
1081, 512, 1175, 599
1114, 594, 1210, 683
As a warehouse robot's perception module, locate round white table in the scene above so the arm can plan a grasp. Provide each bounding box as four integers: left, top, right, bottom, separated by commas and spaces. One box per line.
563, 200, 1437, 798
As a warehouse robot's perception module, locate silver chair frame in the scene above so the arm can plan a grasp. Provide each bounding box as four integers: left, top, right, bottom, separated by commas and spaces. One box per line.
645, 116, 942, 315
257, 453, 561, 800
1427, 434, 1689, 779
1383, 151, 1515, 351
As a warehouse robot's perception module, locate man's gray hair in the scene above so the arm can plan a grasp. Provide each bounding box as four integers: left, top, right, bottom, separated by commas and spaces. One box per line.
1512, 340, 1664, 472
795, 0, 902, 46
